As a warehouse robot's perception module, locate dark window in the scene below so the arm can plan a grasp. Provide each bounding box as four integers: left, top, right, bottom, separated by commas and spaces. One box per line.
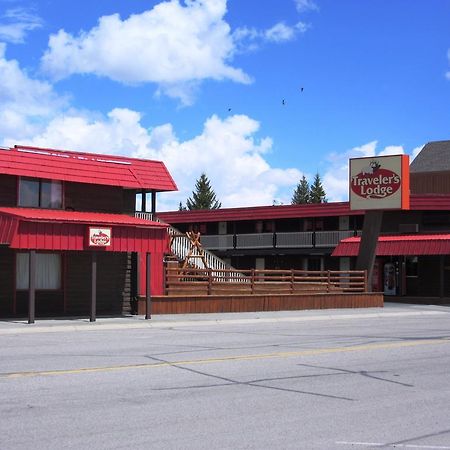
18, 178, 39, 207
405, 256, 418, 277
18, 178, 62, 209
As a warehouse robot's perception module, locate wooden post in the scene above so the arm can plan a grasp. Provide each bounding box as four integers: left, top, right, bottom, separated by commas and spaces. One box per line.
207, 268, 212, 295
356, 210, 383, 292
90, 252, 97, 322
141, 190, 147, 213
145, 252, 151, 320
28, 250, 36, 324
251, 269, 255, 294
290, 269, 295, 294
327, 270, 331, 293
363, 270, 368, 292
151, 191, 156, 218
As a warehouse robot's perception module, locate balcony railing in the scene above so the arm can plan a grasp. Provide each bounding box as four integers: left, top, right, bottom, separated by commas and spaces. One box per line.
134, 211, 154, 221
199, 230, 360, 251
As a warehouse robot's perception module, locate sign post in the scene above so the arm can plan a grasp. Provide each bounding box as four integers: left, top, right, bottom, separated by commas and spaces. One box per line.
349, 155, 409, 291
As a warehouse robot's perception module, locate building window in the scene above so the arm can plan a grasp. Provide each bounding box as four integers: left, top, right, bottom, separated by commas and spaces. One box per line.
18, 178, 62, 209
405, 256, 418, 278
16, 253, 62, 290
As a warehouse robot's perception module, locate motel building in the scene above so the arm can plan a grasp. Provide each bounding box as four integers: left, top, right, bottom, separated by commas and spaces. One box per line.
0, 140, 449, 321
0, 145, 177, 321
158, 141, 450, 302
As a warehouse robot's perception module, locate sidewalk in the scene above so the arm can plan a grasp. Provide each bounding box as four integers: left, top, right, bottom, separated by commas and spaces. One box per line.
1, 302, 449, 335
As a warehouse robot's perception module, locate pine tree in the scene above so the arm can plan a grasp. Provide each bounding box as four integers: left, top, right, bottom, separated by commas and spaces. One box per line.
309, 173, 327, 203
186, 173, 221, 210
291, 175, 310, 204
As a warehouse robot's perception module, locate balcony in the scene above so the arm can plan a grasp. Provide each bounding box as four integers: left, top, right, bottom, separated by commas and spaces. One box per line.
200, 230, 359, 251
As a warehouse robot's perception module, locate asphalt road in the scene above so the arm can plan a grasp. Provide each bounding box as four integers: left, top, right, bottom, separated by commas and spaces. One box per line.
1, 305, 450, 450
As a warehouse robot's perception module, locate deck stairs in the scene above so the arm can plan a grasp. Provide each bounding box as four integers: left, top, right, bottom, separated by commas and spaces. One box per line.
135, 212, 246, 280
167, 227, 247, 281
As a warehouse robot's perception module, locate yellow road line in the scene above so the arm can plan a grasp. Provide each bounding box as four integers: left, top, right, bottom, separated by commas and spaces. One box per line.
4, 337, 450, 379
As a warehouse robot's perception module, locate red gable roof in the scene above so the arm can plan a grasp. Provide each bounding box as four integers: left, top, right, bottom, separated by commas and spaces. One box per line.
0, 145, 177, 192
332, 234, 450, 256
158, 194, 450, 224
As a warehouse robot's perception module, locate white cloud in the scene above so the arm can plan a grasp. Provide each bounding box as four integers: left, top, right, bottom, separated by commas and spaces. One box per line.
411, 145, 424, 161
0, 44, 300, 210
294, 0, 319, 13
41, 0, 250, 104
0, 7, 43, 43
134, 114, 302, 209
322, 141, 418, 202
233, 21, 308, 52
0, 43, 67, 139
265, 22, 308, 42
3, 106, 301, 210
378, 145, 404, 156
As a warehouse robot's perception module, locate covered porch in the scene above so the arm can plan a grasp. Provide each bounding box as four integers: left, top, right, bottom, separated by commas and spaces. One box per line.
0, 207, 169, 322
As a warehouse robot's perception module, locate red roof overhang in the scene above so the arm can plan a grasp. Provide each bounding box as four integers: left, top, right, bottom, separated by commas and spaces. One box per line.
332, 234, 450, 257
158, 194, 450, 224
0, 207, 169, 253
0, 145, 177, 192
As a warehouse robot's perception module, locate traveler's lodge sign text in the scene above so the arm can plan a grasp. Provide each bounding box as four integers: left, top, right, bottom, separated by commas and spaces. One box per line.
349, 155, 409, 211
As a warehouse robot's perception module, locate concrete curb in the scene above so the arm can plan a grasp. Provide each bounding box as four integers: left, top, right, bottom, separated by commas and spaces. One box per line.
0, 309, 447, 335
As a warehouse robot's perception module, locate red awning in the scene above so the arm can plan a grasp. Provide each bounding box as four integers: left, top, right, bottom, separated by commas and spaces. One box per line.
332, 234, 450, 257
0, 207, 169, 253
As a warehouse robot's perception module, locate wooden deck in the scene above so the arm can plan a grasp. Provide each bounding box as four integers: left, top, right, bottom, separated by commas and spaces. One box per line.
137, 292, 383, 315
137, 267, 382, 315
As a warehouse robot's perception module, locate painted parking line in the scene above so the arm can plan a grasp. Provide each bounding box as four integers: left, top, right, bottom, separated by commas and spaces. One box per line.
336, 441, 450, 449
3, 336, 450, 379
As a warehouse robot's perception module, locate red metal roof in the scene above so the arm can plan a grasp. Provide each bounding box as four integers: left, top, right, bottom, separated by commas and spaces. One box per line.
0, 207, 168, 227
332, 234, 450, 257
158, 194, 450, 224
158, 202, 359, 223
0, 145, 177, 192
0, 207, 169, 253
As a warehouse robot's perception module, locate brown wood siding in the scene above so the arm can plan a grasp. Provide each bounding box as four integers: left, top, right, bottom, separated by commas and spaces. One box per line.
65, 251, 131, 315
0, 247, 15, 316
0, 175, 17, 206
137, 293, 384, 315
411, 172, 450, 195
16, 291, 64, 317
64, 182, 126, 213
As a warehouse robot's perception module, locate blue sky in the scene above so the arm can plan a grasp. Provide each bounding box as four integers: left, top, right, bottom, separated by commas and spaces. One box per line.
1, 0, 449, 210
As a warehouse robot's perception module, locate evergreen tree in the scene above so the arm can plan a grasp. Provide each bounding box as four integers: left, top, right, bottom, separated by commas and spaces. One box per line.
186, 173, 221, 210
291, 175, 310, 204
309, 173, 327, 203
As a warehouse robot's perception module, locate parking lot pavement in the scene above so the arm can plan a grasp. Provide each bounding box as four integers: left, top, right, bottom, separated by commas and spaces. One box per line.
1, 302, 449, 335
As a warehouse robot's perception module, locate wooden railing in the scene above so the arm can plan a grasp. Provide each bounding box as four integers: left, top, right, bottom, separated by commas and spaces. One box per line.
166, 267, 368, 296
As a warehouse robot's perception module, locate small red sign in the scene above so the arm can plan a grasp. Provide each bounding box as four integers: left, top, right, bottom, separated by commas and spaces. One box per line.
351, 163, 401, 200
88, 227, 112, 247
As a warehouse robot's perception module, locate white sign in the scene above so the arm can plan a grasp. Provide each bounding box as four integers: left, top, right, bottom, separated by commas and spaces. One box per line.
349, 155, 409, 210
88, 227, 112, 247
